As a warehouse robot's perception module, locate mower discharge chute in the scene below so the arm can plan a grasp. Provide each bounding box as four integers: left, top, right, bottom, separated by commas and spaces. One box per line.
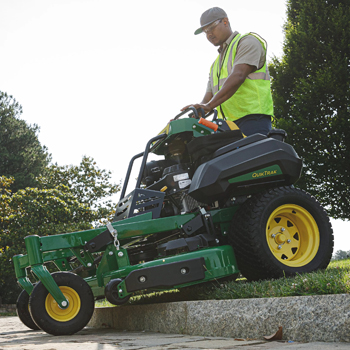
13, 108, 333, 335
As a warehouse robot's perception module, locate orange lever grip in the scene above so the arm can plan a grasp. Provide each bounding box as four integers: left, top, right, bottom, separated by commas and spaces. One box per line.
198, 118, 218, 132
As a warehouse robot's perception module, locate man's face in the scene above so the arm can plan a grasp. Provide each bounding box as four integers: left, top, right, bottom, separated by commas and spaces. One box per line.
204, 18, 230, 47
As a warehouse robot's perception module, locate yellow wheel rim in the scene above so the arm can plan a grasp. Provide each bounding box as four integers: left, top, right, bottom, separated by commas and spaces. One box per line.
266, 204, 320, 267
45, 286, 81, 322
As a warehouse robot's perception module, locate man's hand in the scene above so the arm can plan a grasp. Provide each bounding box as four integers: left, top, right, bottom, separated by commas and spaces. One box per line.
180, 64, 255, 119
180, 103, 212, 117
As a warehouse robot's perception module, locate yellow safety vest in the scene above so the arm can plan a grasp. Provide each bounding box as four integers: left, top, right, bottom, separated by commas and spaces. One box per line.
210, 33, 274, 121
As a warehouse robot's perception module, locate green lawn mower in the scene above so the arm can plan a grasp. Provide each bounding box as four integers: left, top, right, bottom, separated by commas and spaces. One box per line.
13, 108, 333, 335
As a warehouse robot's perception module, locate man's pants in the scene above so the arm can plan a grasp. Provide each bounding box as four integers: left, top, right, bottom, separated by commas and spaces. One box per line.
235, 114, 272, 136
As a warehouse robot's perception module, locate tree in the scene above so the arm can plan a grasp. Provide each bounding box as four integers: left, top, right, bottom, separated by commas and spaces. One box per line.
37, 156, 121, 223
269, 0, 350, 219
0, 91, 51, 192
0, 158, 120, 303
332, 250, 350, 261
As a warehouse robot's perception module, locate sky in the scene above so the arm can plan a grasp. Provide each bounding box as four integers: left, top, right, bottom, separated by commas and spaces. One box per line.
1, 0, 349, 254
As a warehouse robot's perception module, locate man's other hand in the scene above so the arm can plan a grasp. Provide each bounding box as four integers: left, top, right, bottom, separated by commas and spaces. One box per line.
180, 104, 212, 117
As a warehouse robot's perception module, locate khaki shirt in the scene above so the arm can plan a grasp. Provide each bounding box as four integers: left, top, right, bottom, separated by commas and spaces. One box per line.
206, 32, 266, 93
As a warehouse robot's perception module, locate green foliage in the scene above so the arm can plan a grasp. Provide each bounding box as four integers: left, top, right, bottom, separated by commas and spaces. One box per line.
269, 0, 350, 219
0, 158, 120, 303
332, 249, 350, 261
0, 92, 51, 192
37, 156, 120, 224
0, 177, 93, 303
0, 312, 16, 316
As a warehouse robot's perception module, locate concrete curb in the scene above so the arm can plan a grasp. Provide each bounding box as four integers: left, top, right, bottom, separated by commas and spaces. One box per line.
88, 294, 350, 343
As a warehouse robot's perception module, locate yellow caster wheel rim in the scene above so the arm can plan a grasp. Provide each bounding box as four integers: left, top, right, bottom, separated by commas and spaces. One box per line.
45, 286, 81, 322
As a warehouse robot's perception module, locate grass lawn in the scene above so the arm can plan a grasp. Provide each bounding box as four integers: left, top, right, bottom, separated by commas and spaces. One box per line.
96, 258, 350, 307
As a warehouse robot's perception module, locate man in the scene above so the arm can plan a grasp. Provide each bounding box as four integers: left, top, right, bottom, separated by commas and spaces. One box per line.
181, 7, 274, 136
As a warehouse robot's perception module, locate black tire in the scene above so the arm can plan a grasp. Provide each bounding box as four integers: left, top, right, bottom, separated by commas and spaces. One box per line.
29, 272, 94, 336
105, 278, 131, 305
16, 289, 40, 330
228, 186, 333, 281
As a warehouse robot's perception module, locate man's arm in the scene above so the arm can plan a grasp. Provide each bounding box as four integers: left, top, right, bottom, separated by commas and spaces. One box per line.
201, 91, 213, 104
206, 63, 255, 109
181, 63, 255, 114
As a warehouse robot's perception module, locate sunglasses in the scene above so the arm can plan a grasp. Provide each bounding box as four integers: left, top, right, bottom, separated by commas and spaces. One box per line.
202, 19, 222, 34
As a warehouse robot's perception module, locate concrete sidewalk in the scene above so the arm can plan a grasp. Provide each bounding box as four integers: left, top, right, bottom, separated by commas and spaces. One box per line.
1, 317, 350, 350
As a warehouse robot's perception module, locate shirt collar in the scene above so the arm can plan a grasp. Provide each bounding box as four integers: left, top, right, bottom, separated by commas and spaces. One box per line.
218, 31, 239, 54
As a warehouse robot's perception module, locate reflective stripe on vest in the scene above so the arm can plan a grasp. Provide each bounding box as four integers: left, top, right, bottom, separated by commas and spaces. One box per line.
209, 32, 274, 121
212, 66, 271, 94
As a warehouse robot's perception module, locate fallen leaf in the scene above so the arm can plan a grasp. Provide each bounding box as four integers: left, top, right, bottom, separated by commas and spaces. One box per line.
234, 338, 246, 341
263, 326, 283, 341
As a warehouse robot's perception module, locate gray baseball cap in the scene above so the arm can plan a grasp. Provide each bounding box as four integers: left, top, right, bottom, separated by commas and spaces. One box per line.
194, 7, 227, 35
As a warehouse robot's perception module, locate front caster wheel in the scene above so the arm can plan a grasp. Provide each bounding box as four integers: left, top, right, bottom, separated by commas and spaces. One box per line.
16, 289, 40, 330
29, 272, 94, 336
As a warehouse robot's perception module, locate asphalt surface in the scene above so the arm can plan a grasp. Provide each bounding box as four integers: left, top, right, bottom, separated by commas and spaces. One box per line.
1, 316, 350, 350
